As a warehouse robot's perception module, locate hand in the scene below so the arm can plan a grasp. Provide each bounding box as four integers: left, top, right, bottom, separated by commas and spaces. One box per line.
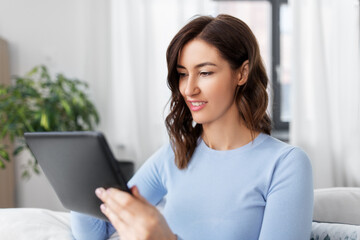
95, 186, 176, 240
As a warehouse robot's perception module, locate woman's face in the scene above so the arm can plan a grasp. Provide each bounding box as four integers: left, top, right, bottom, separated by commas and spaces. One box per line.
177, 39, 243, 126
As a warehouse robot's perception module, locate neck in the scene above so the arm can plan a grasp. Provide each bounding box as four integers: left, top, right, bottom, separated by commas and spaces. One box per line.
201, 113, 257, 151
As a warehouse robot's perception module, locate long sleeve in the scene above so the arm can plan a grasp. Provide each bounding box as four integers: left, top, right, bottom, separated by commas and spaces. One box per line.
127, 144, 169, 205
70, 144, 170, 240
70, 211, 116, 240
258, 147, 314, 240
71, 134, 314, 240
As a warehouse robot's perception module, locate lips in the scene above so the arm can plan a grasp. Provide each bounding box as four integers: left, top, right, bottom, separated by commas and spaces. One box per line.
188, 101, 207, 111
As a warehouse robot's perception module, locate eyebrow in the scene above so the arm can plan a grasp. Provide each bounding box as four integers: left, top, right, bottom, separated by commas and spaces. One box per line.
176, 62, 217, 69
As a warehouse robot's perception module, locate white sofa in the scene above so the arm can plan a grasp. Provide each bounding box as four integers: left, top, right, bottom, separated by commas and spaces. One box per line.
311, 187, 360, 239
0, 188, 359, 239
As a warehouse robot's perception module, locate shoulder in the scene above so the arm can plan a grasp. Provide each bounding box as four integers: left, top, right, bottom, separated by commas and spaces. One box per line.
272, 136, 311, 170
154, 142, 174, 158
255, 134, 312, 185
127, 143, 175, 204
145, 142, 175, 168
260, 135, 313, 195
128, 142, 175, 185
259, 134, 311, 167
274, 145, 312, 178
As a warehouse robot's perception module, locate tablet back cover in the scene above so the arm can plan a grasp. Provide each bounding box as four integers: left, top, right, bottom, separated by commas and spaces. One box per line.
24, 131, 129, 221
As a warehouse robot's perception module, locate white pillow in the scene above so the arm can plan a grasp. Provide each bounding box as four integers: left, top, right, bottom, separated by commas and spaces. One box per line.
0, 208, 73, 240
314, 187, 360, 225
0, 208, 120, 240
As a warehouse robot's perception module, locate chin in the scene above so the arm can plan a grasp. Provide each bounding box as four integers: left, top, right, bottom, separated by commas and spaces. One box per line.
192, 117, 209, 125
191, 112, 216, 125
191, 118, 203, 124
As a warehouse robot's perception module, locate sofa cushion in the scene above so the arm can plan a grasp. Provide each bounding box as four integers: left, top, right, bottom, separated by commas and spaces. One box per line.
311, 221, 360, 240
314, 188, 360, 225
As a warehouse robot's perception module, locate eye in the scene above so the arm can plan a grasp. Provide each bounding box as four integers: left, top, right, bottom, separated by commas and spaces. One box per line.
178, 72, 188, 78
200, 71, 213, 77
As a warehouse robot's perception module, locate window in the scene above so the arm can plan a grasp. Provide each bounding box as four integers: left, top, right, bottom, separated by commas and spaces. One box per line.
213, 0, 291, 139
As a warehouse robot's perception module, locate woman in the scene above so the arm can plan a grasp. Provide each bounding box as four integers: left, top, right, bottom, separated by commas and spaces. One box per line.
71, 14, 313, 240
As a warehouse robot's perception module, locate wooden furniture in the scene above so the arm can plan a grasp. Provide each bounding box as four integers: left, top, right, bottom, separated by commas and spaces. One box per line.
0, 37, 15, 208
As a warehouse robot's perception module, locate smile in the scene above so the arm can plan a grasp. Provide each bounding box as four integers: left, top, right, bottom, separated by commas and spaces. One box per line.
188, 101, 207, 111
191, 102, 206, 107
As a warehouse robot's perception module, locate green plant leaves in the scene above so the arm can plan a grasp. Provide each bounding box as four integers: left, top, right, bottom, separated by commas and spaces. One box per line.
60, 99, 71, 116
0, 65, 100, 175
0, 147, 10, 169
40, 111, 49, 130
0, 148, 9, 161
13, 145, 24, 156
27, 66, 38, 76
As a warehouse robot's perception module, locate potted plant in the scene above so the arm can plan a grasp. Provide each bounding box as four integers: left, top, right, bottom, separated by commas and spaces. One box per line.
0, 65, 100, 178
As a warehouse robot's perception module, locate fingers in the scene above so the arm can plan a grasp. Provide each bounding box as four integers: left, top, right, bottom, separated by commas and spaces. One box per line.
99, 203, 124, 228
95, 187, 138, 223
96, 187, 174, 240
95, 188, 132, 233
96, 187, 133, 207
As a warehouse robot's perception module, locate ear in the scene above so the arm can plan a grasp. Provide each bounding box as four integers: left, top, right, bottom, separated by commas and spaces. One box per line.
237, 60, 249, 86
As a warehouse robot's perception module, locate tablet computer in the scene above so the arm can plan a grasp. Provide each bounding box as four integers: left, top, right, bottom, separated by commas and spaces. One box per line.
24, 131, 131, 221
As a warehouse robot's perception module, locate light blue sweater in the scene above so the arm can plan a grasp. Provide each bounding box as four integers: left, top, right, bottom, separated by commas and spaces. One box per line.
71, 133, 313, 240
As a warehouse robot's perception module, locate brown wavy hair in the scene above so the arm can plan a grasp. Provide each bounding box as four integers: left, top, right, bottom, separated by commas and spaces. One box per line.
165, 14, 271, 169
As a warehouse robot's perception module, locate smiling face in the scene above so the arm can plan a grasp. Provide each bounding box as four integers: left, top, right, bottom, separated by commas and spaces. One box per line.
177, 38, 244, 127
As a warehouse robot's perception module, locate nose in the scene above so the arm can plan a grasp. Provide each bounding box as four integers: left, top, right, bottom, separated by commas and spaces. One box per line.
183, 75, 200, 96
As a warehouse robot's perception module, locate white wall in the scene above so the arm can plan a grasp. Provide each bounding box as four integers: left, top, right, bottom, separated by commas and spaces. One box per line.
0, 0, 110, 210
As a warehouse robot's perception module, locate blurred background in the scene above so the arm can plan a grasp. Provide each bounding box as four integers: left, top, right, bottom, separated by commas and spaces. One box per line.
0, 0, 359, 211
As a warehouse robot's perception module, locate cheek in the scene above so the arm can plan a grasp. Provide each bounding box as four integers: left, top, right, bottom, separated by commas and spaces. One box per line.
206, 80, 233, 97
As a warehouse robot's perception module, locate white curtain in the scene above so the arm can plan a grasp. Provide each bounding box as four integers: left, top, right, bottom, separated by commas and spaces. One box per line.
290, 0, 360, 188
107, 0, 217, 168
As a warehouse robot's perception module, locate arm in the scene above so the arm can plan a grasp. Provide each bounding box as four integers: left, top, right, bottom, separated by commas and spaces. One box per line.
70, 211, 115, 240
70, 144, 170, 239
95, 186, 176, 240
258, 148, 314, 240
126, 144, 170, 205
93, 145, 172, 239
